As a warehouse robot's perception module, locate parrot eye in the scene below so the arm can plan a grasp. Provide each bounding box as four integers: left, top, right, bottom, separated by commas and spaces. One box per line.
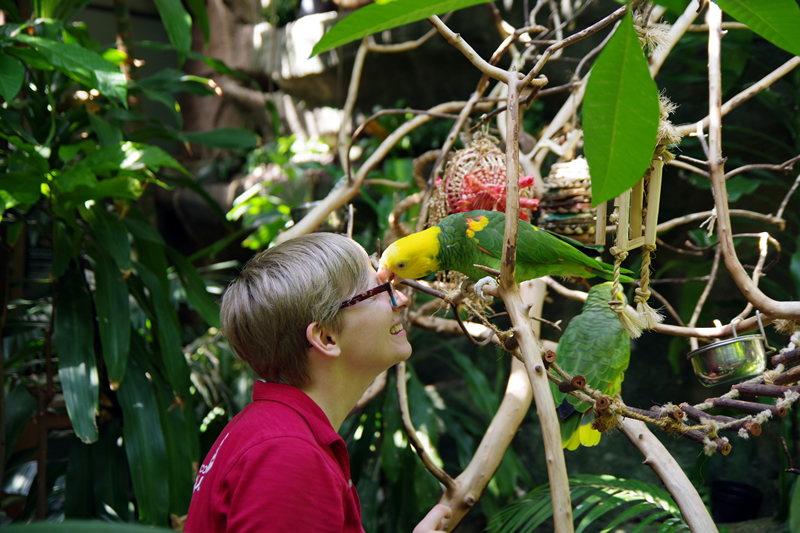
396, 261, 407, 270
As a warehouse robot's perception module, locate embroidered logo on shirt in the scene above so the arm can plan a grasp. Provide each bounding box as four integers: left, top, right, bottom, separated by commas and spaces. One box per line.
194, 433, 230, 492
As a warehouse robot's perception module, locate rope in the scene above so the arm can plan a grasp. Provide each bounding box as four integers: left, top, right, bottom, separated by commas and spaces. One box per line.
609, 246, 643, 338
634, 243, 665, 330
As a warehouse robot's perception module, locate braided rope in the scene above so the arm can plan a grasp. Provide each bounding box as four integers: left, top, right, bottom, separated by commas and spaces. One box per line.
609, 247, 643, 338
634, 243, 665, 330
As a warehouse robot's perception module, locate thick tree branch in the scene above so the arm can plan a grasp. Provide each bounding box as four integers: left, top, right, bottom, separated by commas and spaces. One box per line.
620, 420, 719, 532
705, 5, 800, 319
496, 71, 573, 532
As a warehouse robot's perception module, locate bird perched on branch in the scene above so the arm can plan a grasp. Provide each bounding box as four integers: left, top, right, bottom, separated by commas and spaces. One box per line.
380, 210, 632, 290
551, 282, 631, 450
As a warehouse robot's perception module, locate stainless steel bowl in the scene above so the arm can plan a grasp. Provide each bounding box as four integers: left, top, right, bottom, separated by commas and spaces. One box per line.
687, 334, 767, 387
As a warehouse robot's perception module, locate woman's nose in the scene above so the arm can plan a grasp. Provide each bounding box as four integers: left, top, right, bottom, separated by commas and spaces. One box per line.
393, 285, 410, 310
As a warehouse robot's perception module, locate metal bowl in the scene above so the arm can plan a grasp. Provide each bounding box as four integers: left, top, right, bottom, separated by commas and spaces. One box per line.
687, 334, 767, 387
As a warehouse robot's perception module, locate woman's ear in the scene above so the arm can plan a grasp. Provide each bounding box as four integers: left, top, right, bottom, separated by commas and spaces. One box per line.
306, 322, 341, 359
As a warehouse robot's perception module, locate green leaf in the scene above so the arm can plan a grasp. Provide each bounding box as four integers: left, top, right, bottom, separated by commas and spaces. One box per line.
147, 361, 197, 515
715, 0, 800, 56
64, 439, 95, 518
182, 128, 260, 150
51, 219, 75, 279
133, 262, 191, 394
81, 204, 132, 272
88, 113, 124, 146
12, 35, 127, 103
4, 46, 55, 71
87, 242, 131, 386
311, 0, 490, 56
0, 49, 24, 101
583, 9, 660, 207
116, 337, 170, 525
185, 0, 210, 44
438, 340, 497, 416
166, 246, 221, 328
124, 217, 166, 245
5, 381, 37, 462
0, 172, 45, 206
82, 142, 188, 175
55, 266, 99, 444
63, 22, 100, 48
152, 0, 192, 66
91, 421, 131, 521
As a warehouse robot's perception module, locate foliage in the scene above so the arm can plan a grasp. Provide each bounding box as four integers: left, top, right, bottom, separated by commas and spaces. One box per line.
0, 0, 253, 526
487, 474, 688, 533
311, 0, 491, 56
583, 9, 660, 207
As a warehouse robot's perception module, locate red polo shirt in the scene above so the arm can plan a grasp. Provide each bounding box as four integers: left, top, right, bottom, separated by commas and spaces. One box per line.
184, 381, 363, 532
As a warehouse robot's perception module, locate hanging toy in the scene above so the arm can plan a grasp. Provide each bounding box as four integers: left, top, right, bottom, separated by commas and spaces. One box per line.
428, 131, 539, 227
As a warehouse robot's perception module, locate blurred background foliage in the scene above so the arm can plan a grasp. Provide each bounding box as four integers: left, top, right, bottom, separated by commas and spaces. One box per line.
2, 0, 800, 532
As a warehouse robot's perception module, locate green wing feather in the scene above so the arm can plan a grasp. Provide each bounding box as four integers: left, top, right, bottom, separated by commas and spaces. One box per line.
450, 210, 632, 282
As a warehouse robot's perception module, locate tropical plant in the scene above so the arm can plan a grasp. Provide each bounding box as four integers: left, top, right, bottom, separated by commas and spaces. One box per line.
487, 474, 688, 533
0, 0, 257, 525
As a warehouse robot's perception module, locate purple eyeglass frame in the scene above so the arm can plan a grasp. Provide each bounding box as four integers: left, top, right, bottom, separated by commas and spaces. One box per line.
340, 281, 397, 309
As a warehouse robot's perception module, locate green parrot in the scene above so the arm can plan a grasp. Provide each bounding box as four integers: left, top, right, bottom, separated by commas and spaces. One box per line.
380, 210, 632, 284
551, 282, 631, 450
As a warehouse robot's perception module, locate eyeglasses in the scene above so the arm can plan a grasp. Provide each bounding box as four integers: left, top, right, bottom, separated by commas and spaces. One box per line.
340, 281, 397, 309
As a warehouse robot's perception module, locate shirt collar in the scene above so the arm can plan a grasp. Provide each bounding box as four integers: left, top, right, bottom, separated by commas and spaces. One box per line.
252, 381, 341, 447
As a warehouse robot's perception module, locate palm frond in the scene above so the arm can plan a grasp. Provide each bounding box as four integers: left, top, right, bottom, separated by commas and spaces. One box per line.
487, 474, 690, 533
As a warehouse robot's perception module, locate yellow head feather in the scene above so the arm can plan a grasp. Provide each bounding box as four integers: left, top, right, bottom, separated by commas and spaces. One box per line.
380, 227, 442, 280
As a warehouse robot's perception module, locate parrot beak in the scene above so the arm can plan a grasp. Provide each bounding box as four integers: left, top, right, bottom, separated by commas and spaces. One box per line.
378, 264, 397, 283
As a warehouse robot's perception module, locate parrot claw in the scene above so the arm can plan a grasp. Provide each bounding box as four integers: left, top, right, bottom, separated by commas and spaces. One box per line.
473, 276, 498, 301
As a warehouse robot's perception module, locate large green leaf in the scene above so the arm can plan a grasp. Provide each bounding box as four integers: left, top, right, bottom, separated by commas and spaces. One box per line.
64, 439, 95, 518
133, 262, 191, 394
583, 9, 660, 207
12, 35, 127, 103
83, 142, 189, 175
87, 242, 131, 386
5, 381, 37, 462
81, 204, 132, 272
55, 266, 99, 444
0, 49, 24, 101
152, 0, 192, 66
311, 0, 489, 56
715, 0, 800, 56
181, 128, 260, 150
184, 0, 210, 44
91, 421, 131, 521
147, 358, 197, 515
116, 338, 170, 525
0, 172, 45, 206
167, 246, 221, 328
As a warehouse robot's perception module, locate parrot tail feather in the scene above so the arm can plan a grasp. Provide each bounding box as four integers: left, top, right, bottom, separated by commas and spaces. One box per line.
561, 411, 602, 450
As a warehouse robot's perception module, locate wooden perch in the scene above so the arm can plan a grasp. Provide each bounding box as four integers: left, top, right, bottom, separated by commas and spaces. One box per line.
682, 430, 732, 455
557, 375, 586, 393
772, 347, 800, 367
680, 403, 761, 436
732, 383, 800, 399
773, 365, 800, 386
705, 397, 786, 418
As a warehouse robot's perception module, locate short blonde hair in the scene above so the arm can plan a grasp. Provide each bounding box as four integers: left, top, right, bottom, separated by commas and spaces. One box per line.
221, 233, 371, 388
